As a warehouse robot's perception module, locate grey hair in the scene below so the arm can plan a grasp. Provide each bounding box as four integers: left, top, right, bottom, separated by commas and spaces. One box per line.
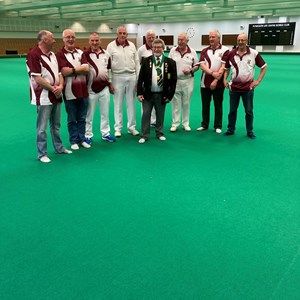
62, 29, 75, 38
146, 29, 156, 36
116, 25, 127, 33
209, 29, 221, 38
152, 38, 165, 49
37, 30, 49, 42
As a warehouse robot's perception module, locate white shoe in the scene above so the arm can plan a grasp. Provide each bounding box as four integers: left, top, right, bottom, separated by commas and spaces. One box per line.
170, 126, 177, 132
158, 136, 166, 141
139, 138, 146, 144
183, 126, 191, 131
63, 149, 72, 154
40, 156, 51, 163
115, 131, 122, 137
81, 141, 91, 148
128, 129, 139, 136
197, 126, 207, 131
71, 144, 79, 150
215, 128, 222, 134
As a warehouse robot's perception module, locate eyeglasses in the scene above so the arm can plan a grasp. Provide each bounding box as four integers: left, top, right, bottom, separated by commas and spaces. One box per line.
64, 36, 75, 39
237, 39, 247, 42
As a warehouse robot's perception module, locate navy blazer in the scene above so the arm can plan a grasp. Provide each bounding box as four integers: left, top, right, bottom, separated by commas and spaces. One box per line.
137, 55, 177, 102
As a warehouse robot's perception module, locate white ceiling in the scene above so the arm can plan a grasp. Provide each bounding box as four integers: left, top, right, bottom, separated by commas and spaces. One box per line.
0, 0, 300, 24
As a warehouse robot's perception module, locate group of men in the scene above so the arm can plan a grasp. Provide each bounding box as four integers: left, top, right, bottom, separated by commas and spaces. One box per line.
26, 26, 267, 163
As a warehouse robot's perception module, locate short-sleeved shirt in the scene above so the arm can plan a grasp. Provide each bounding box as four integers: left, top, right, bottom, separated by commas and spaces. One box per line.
199, 44, 229, 88
26, 46, 62, 105
225, 46, 267, 92
83, 47, 111, 94
56, 47, 89, 100
169, 46, 199, 80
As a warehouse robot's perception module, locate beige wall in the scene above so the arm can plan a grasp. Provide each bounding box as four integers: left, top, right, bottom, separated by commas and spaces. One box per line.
0, 38, 137, 55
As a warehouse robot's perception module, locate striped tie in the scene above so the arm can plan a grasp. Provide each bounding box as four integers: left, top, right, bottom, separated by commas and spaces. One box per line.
156, 57, 163, 87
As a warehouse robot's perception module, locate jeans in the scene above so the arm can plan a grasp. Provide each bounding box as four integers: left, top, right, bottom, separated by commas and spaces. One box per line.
227, 90, 254, 132
64, 98, 88, 145
36, 104, 65, 158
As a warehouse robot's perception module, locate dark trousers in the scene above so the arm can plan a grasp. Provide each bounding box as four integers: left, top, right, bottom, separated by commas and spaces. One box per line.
64, 98, 88, 144
200, 87, 224, 129
141, 92, 166, 139
227, 90, 254, 133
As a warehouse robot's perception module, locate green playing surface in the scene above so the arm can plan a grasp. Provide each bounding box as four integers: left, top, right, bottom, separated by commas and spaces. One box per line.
0, 55, 299, 300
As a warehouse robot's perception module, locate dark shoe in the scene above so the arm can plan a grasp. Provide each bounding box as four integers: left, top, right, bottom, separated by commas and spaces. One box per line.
223, 131, 234, 136
85, 138, 92, 145
247, 132, 256, 139
102, 135, 116, 143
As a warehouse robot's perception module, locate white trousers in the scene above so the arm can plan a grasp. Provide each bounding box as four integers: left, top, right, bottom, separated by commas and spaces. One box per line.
112, 73, 137, 131
85, 86, 111, 138
171, 78, 194, 128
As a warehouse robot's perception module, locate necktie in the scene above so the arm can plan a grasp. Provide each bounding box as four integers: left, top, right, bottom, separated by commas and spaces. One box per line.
156, 57, 163, 87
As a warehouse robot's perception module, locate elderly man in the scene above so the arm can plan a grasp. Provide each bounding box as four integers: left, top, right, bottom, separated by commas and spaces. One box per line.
56, 29, 90, 150
83, 32, 116, 144
26, 30, 72, 163
137, 38, 177, 143
223, 33, 267, 139
106, 26, 140, 138
138, 29, 157, 127
169, 32, 199, 132
137, 29, 156, 64
198, 30, 229, 134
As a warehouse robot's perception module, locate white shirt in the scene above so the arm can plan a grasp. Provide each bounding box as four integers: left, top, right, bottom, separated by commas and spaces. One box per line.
151, 55, 164, 92
106, 39, 140, 77
169, 46, 199, 80
137, 44, 153, 64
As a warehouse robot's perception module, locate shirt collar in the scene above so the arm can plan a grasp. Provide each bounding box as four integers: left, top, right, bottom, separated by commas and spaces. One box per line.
116, 38, 130, 47
62, 46, 79, 54
145, 43, 152, 50
235, 46, 250, 55
175, 45, 192, 54
87, 47, 105, 54
209, 43, 222, 51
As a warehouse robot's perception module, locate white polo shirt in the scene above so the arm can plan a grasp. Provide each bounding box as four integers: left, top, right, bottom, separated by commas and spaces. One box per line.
137, 43, 153, 64
106, 39, 140, 77
169, 46, 199, 80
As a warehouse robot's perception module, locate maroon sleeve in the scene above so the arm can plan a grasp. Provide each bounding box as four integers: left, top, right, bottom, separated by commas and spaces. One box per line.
221, 49, 229, 63
225, 51, 233, 69
80, 52, 88, 64
199, 48, 207, 63
56, 50, 69, 70
26, 50, 41, 75
255, 53, 266, 68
